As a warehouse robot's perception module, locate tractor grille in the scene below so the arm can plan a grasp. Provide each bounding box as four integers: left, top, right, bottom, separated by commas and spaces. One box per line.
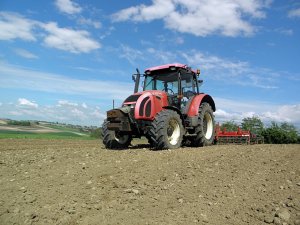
124, 94, 141, 103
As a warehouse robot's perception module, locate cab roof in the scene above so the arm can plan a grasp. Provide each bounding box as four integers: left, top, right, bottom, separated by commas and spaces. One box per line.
145, 63, 192, 73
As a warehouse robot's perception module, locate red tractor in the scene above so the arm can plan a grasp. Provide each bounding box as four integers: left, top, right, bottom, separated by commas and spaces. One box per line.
102, 63, 216, 150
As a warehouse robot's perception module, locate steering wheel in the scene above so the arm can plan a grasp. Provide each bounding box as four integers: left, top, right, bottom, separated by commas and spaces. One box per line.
183, 90, 195, 98
162, 88, 175, 95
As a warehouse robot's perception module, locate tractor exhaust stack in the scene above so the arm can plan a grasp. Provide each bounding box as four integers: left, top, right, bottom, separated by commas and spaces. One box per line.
134, 68, 141, 93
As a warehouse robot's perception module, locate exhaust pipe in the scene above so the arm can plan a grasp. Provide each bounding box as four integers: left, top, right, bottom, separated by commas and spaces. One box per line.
134, 68, 141, 93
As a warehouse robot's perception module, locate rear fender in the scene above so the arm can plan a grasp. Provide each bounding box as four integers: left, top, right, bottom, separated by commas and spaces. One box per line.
186, 94, 216, 117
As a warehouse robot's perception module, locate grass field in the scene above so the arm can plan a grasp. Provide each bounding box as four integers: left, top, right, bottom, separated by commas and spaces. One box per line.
0, 119, 97, 140
0, 130, 95, 140
41, 124, 84, 132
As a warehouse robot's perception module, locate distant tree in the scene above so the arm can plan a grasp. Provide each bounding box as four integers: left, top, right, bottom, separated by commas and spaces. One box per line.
8, 120, 31, 126
90, 128, 102, 139
241, 116, 264, 135
262, 121, 298, 144
280, 122, 298, 143
220, 120, 239, 131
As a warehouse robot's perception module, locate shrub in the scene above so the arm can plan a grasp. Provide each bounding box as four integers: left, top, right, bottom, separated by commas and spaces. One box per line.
220, 120, 239, 131
7, 120, 31, 126
90, 128, 102, 139
262, 122, 298, 144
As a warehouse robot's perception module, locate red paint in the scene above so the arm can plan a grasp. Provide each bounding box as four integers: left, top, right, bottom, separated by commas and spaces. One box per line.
187, 94, 208, 117
132, 90, 168, 120
215, 124, 251, 143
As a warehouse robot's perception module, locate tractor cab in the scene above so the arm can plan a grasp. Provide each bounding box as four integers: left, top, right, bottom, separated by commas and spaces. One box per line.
135, 63, 201, 110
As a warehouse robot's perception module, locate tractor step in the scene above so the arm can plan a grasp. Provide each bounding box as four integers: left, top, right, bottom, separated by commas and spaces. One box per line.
185, 127, 194, 130
185, 133, 197, 137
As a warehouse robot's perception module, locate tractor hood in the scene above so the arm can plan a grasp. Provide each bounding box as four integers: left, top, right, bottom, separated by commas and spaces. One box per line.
123, 90, 167, 105
122, 90, 168, 120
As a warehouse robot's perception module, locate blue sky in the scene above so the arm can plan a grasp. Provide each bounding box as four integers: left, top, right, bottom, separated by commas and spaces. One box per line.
0, 0, 299, 127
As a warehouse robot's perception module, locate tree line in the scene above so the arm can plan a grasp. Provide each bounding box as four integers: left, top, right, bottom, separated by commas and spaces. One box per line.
7, 120, 31, 126
220, 116, 300, 144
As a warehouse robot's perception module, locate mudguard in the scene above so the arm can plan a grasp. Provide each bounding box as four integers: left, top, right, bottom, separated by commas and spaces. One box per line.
134, 90, 168, 120
186, 94, 216, 117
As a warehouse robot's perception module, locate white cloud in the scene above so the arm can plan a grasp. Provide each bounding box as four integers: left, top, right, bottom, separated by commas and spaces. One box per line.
0, 12, 37, 41
215, 102, 300, 127
18, 98, 38, 108
182, 51, 249, 74
100, 26, 115, 40
42, 22, 101, 53
146, 48, 177, 64
181, 51, 279, 89
288, 8, 300, 18
113, 0, 270, 37
77, 17, 101, 29
71, 108, 86, 118
125, 46, 280, 89
119, 44, 144, 65
14, 48, 39, 59
0, 62, 133, 101
175, 37, 184, 44
55, 0, 82, 14
57, 100, 78, 107
0, 100, 105, 126
82, 103, 88, 109
262, 105, 300, 123
275, 28, 293, 36
0, 11, 101, 54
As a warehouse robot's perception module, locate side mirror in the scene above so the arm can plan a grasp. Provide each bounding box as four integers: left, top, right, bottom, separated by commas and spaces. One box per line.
132, 74, 136, 82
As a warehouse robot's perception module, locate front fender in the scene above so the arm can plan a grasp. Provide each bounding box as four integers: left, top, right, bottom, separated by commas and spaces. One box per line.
186, 94, 216, 117
134, 91, 168, 120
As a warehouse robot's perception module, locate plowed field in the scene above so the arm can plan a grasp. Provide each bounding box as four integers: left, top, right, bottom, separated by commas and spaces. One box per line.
0, 139, 299, 225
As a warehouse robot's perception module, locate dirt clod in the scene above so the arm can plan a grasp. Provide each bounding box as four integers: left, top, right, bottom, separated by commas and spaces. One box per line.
276, 208, 291, 221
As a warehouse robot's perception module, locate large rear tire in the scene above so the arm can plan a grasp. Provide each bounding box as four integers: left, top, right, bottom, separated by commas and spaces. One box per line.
191, 103, 215, 147
149, 110, 184, 150
102, 120, 132, 149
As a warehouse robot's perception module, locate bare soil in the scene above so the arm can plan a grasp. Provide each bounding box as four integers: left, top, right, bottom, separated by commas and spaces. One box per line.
0, 139, 299, 225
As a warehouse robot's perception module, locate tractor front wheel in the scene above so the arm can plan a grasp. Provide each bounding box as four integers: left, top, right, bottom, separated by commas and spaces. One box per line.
192, 103, 215, 147
102, 120, 132, 149
149, 110, 183, 150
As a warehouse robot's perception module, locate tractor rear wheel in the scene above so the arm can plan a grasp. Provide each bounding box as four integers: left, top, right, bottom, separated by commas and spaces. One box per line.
192, 103, 215, 147
149, 110, 183, 150
102, 120, 132, 149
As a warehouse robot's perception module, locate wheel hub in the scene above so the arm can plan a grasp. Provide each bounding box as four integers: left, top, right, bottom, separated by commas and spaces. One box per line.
167, 119, 180, 145
114, 132, 129, 144
203, 112, 213, 139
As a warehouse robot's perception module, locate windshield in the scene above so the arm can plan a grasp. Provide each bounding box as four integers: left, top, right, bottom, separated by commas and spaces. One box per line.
144, 72, 196, 94
144, 74, 179, 95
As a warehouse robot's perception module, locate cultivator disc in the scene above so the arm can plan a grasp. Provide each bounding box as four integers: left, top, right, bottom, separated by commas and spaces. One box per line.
216, 136, 250, 145
250, 136, 264, 144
